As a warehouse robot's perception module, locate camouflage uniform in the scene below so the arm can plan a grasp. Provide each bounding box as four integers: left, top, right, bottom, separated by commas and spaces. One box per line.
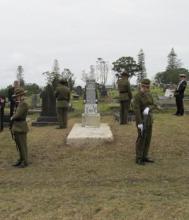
133, 79, 156, 165
11, 88, 29, 167
117, 74, 132, 124
55, 80, 70, 128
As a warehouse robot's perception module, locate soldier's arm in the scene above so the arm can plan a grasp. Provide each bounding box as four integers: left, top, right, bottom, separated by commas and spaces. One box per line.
54, 88, 59, 98
178, 81, 187, 93
128, 82, 133, 99
149, 95, 161, 111
133, 95, 142, 124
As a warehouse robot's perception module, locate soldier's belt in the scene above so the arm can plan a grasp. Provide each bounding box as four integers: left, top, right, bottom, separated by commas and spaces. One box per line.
120, 91, 128, 93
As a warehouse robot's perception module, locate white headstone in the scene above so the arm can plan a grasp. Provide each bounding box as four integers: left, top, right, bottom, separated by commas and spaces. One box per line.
82, 79, 100, 127
164, 89, 174, 98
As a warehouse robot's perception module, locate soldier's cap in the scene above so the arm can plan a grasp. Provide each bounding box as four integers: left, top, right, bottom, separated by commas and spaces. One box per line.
59, 78, 67, 84
141, 78, 151, 87
12, 88, 27, 97
179, 73, 186, 77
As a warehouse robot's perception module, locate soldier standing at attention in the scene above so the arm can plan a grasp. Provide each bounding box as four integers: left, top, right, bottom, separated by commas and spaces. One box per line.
133, 79, 156, 165
174, 74, 187, 116
117, 70, 132, 124
11, 88, 29, 168
55, 79, 71, 129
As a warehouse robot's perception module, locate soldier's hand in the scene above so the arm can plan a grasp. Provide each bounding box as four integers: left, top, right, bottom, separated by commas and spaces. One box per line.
143, 107, 150, 115
137, 124, 143, 132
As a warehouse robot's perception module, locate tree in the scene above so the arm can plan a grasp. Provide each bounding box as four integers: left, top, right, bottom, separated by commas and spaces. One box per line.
61, 68, 75, 91
96, 58, 109, 85
155, 49, 188, 84
166, 48, 181, 70
137, 49, 147, 84
43, 59, 61, 89
16, 65, 25, 87
81, 70, 89, 83
24, 83, 42, 95
155, 68, 189, 84
112, 56, 140, 78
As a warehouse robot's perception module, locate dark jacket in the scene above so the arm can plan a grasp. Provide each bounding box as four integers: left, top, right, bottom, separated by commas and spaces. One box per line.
174, 80, 187, 98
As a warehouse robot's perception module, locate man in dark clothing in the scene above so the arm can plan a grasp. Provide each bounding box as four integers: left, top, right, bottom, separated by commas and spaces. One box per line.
0, 95, 6, 131
174, 74, 187, 116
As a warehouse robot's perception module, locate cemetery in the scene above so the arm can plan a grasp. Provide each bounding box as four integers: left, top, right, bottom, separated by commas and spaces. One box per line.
0, 77, 189, 219
0, 2, 189, 217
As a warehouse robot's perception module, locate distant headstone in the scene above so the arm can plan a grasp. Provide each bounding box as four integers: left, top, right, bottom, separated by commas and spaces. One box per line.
75, 86, 83, 96
31, 94, 41, 109
82, 79, 100, 127
164, 89, 174, 98
100, 85, 108, 97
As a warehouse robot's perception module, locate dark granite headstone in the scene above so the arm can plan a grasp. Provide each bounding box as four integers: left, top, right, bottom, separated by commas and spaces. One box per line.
75, 86, 83, 96
99, 85, 108, 97
32, 84, 58, 126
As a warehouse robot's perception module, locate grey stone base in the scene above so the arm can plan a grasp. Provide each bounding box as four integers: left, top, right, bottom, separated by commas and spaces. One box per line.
32, 116, 58, 126
82, 113, 100, 127
66, 123, 113, 147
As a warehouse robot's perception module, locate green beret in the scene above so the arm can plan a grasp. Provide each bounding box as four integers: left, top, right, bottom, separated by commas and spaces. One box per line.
141, 78, 151, 85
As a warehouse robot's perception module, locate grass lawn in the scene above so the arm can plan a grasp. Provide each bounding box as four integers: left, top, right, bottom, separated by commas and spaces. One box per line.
0, 113, 189, 220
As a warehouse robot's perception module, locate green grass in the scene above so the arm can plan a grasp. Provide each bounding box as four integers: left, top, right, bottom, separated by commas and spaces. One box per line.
0, 113, 189, 219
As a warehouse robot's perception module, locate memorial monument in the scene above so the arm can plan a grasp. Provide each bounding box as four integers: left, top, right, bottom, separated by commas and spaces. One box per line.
82, 79, 100, 127
67, 79, 113, 147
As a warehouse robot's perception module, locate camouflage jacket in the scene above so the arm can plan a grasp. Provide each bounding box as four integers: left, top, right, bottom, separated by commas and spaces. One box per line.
133, 91, 156, 125
12, 100, 29, 133
55, 85, 70, 108
117, 77, 132, 101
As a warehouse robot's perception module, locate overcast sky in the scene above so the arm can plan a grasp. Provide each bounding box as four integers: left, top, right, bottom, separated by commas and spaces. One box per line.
0, 0, 189, 88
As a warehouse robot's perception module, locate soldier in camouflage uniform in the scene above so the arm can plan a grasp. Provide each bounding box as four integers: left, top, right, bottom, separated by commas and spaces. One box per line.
11, 88, 29, 168
117, 71, 132, 124
55, 79, 71, 129
133, 79, 156, 165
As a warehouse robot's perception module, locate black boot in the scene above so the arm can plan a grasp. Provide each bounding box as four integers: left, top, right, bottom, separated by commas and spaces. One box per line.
143, 158, 154, 163
12, 160, 22, 167
136, 158, 145, 165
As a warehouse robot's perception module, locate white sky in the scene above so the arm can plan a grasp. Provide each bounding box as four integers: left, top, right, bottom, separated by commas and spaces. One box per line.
0, 0, 189, 87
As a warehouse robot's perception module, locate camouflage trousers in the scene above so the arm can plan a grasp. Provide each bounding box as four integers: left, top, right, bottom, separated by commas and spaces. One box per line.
56, 107, 68, 128
120, 100, 130, 124
14, 132, 28, 164
136, 125, 152, 160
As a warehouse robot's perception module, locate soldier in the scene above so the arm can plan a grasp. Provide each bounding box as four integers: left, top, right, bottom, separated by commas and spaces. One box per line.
55, 79, 71, 129
117, 70, 132, 124
10, 88, 29, 168
8, 80, 20, 118
0, 95, 6, 132
174, 74, 187, 116
133, 79, 156, 165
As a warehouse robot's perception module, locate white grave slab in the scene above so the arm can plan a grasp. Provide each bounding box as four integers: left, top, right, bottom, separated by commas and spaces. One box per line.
66, 123, 113, 147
